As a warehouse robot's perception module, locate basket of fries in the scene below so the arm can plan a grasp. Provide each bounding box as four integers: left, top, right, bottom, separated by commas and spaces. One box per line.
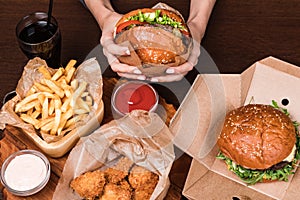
0, 57, 104, 157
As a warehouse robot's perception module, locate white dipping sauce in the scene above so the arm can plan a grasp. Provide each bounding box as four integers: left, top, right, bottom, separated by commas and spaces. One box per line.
4, 154, 47, 191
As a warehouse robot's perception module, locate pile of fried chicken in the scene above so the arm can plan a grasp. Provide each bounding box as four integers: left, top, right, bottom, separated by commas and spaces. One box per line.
70, 157, 159, 200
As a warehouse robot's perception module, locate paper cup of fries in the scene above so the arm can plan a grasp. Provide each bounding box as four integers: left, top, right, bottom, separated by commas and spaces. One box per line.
0, 57, 104, 157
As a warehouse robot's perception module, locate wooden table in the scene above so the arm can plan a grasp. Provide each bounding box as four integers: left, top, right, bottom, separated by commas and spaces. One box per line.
1, 0, 300, 199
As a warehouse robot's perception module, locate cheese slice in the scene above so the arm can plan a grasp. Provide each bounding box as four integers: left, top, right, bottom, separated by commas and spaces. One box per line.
283, 145, 296, 162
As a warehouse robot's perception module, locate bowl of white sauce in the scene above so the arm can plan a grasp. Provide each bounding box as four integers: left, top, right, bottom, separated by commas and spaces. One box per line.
0, 149, 51, 196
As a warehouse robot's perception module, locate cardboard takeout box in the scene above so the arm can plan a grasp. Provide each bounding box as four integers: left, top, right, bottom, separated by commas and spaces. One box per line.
170, 56, 300, 200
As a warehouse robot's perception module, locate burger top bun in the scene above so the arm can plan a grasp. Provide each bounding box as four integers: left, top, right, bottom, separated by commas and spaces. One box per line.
217, 104, 296, 170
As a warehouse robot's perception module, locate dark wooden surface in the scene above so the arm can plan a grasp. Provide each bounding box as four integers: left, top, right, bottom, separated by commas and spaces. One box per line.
1, 0, 300, 199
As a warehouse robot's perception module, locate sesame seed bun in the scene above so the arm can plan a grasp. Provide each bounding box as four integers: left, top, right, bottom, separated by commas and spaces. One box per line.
217, 104, 296, 170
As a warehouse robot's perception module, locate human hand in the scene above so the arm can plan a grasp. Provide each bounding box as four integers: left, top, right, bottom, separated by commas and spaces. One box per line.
148, 20, 201, 82
100, 12, 146, 80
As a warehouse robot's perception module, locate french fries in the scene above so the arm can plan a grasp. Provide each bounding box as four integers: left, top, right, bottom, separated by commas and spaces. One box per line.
14, 60, 94, 137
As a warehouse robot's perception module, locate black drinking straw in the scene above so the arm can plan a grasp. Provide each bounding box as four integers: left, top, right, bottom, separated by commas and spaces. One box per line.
47, 0, 53, 27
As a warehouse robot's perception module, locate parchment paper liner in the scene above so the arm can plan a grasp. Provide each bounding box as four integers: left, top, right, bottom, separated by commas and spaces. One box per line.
53, 110, 175, 200
0, 57, 104, 157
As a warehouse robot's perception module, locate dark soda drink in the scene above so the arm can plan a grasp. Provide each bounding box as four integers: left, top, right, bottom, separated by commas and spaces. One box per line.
16, 12, 61, 68
19, 21, 57, 43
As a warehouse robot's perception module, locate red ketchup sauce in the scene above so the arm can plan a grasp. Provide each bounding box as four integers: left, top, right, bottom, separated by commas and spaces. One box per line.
113, 81, 158, 115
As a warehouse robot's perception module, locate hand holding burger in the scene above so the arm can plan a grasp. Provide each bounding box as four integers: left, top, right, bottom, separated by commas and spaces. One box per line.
114, 8, 193, 79
83, 0, 216, 82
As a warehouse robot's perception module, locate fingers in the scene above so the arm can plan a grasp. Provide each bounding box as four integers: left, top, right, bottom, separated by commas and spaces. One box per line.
99, 12, 146, 80
149, 73, 186, 82
105, 50, 144, 79
117, 72, 146, 81
147, 44, 201, 82
110, 60, 145, 80
166, 62, 194, 75
101, 36, 130, 56
157, 40, 201, 77
101, 33, 144, 79
110, 61, 141, 75
111, 62, 139, 74
109, 58, 146, 80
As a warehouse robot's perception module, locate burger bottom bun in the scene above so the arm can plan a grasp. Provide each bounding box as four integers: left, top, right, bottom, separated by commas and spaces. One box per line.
117, 54, 167, 77
118, 52, 189, 77
116, 42, 168, 77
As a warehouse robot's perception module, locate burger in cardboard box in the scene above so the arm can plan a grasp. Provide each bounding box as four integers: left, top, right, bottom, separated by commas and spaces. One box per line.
216, 103, 299, 185
170, 56, 300, 199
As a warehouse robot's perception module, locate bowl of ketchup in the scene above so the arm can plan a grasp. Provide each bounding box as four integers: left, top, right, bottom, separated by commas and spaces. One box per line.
111, 81, 159, 116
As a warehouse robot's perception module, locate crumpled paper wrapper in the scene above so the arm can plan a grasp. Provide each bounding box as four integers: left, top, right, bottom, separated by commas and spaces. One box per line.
0, 57, 103, 143
53, 110, 175, 200
115, 2, 192, 77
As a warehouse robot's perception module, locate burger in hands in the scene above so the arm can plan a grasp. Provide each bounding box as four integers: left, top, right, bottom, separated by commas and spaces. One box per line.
217, 102, 300, 185
114, 8, 193, 77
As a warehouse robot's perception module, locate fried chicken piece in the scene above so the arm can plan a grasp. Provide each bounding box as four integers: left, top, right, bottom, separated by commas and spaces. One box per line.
100, 180, 132, 200
133, 183, 157, 200
104, 156, 134, 183
128, 165, 159, 189
70, 170, 106, 200
119, 179, 133, 191
128, 165, 159, 200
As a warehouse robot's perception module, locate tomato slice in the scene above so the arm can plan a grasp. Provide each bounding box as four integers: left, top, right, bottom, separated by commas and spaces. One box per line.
116, 20, 147, 34
116, 19, 191, 37
181, 29, 191, 37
